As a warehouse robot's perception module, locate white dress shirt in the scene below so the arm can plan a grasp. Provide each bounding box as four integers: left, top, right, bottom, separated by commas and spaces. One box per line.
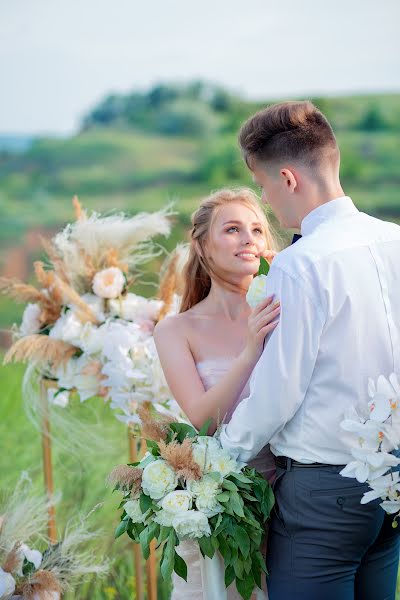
220, 197, 400, 465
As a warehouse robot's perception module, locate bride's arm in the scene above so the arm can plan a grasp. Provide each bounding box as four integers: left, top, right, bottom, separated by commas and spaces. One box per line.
154, 297, 280, 431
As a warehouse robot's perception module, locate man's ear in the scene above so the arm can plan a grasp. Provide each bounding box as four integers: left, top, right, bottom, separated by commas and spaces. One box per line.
280, 168, 297, 193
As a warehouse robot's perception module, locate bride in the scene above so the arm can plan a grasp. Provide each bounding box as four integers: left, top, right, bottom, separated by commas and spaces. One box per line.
154, 188, 280, 599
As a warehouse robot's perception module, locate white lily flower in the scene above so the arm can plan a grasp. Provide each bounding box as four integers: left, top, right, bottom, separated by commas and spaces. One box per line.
340, 448, 400, 483
361, 472, 400, 504
380, 500, 400, 514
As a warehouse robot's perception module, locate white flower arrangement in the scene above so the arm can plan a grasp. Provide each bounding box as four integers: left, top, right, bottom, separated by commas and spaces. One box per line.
340, 373, 400, 524
109, 411, 274, 600
1, 198, 183, 430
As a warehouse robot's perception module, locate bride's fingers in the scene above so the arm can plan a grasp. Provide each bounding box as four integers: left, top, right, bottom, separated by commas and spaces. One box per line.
252, 295, 274, 315
256, 307, 280, 329
256, 320, 279, 341
252, 301, 280, 326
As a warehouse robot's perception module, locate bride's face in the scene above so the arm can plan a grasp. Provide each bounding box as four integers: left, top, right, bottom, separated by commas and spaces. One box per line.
205, 202, 267, 279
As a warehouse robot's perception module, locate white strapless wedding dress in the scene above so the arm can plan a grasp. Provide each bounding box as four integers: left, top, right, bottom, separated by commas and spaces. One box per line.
171, 358, 275, 600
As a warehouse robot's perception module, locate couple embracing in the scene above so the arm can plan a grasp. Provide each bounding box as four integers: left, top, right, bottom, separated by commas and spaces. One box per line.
154, 101, 400, 600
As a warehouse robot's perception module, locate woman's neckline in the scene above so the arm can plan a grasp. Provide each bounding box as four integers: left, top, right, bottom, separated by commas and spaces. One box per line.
195, 357, 237, 368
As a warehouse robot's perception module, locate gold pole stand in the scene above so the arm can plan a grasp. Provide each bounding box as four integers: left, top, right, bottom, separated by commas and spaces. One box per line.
40, 379, 57, 544
128, 429, 144, 600
146, 538, 158, 600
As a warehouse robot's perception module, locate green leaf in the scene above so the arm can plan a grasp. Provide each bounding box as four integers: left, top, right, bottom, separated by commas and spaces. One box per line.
173, 550, 188, 581
198, 535, 215, 559
258, 256, 270, 276
139, 492, 152, 513
236, 572, 255, 600
218, 535, 231, 563
146, 440, 159, 450
224, 564, 235, 588
235, 526, 250, 559
115, 518, 129, 539
222, 479, 238, 492
160, 535, 176, 581
214, 512, 223, 531
139, 522, 159, 560
216, 492, 230, 502
198, 418, 213, 436
232, 555, 244, 579
229, 472, 254, 485
214, 513, 231, 536
230, 492, 245, 518
251, 562, 262, 590
170, 422, 197, 442
138, 454, 154, 469
206, 471, 222, 483
158, 525, 173, 545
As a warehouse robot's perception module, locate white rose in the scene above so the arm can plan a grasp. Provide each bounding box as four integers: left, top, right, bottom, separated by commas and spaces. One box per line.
47, 388, 69, 408
160, 490, 192, 514
124, 499, 149, 523
92, 267, 125, 299
50, 311, 82, 346
20, 303, 42, 336
142, 460, 178, 500
209, 448, 242, 479
246, 274, 268, 308
154, 508, 175, 527
173, 510, 211, 540
188, 475, 223, 517
192, 437, 223, 473
0, 567, 16, 596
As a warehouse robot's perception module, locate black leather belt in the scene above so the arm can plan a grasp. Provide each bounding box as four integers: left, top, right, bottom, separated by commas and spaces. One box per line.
275, 456, 344, 470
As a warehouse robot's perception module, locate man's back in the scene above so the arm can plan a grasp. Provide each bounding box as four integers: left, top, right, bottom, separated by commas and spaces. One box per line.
271, 197, 400, 463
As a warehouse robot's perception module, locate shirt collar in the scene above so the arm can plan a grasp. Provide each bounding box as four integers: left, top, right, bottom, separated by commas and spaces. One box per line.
300, 196, 358, 237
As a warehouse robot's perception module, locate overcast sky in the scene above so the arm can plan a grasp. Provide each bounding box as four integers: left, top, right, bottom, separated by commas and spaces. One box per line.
1, 0, 399, 134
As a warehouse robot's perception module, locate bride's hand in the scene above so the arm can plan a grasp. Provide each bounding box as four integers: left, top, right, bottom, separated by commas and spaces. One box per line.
244, 295, 280, 363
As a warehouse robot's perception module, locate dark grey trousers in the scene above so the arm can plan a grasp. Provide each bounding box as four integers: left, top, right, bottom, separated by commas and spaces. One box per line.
267, 464, 400, 600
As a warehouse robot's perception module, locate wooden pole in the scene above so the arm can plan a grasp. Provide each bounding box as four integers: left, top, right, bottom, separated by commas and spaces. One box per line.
40, 379, 57, 544
128, 429, 144, 600
146, 539, 158, 600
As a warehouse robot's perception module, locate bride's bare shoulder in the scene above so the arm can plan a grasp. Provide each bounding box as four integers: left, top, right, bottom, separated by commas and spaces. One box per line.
154, 308, 202, 340
154, 311, 192, 340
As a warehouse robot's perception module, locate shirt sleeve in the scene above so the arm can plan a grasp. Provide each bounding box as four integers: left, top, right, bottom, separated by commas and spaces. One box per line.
219, 264, 325, 462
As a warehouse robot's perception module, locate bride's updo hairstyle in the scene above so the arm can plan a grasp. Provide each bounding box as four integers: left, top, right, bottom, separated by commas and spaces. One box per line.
180, 188, 277, 313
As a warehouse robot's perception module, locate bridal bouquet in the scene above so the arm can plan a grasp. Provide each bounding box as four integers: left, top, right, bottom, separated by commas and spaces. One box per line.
340, 373, 400, 525
0, 197, 181, 427
109, 406, 274, 600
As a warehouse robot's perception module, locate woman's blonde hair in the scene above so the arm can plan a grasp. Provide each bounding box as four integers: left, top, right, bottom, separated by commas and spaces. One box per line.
180, 188, 277, 313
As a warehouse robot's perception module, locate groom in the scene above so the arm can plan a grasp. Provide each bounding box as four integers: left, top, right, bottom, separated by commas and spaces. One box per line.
220, 101, 400, 600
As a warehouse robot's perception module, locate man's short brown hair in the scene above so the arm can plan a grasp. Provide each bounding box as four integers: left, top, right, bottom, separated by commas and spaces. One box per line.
239, 100, 339, 170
